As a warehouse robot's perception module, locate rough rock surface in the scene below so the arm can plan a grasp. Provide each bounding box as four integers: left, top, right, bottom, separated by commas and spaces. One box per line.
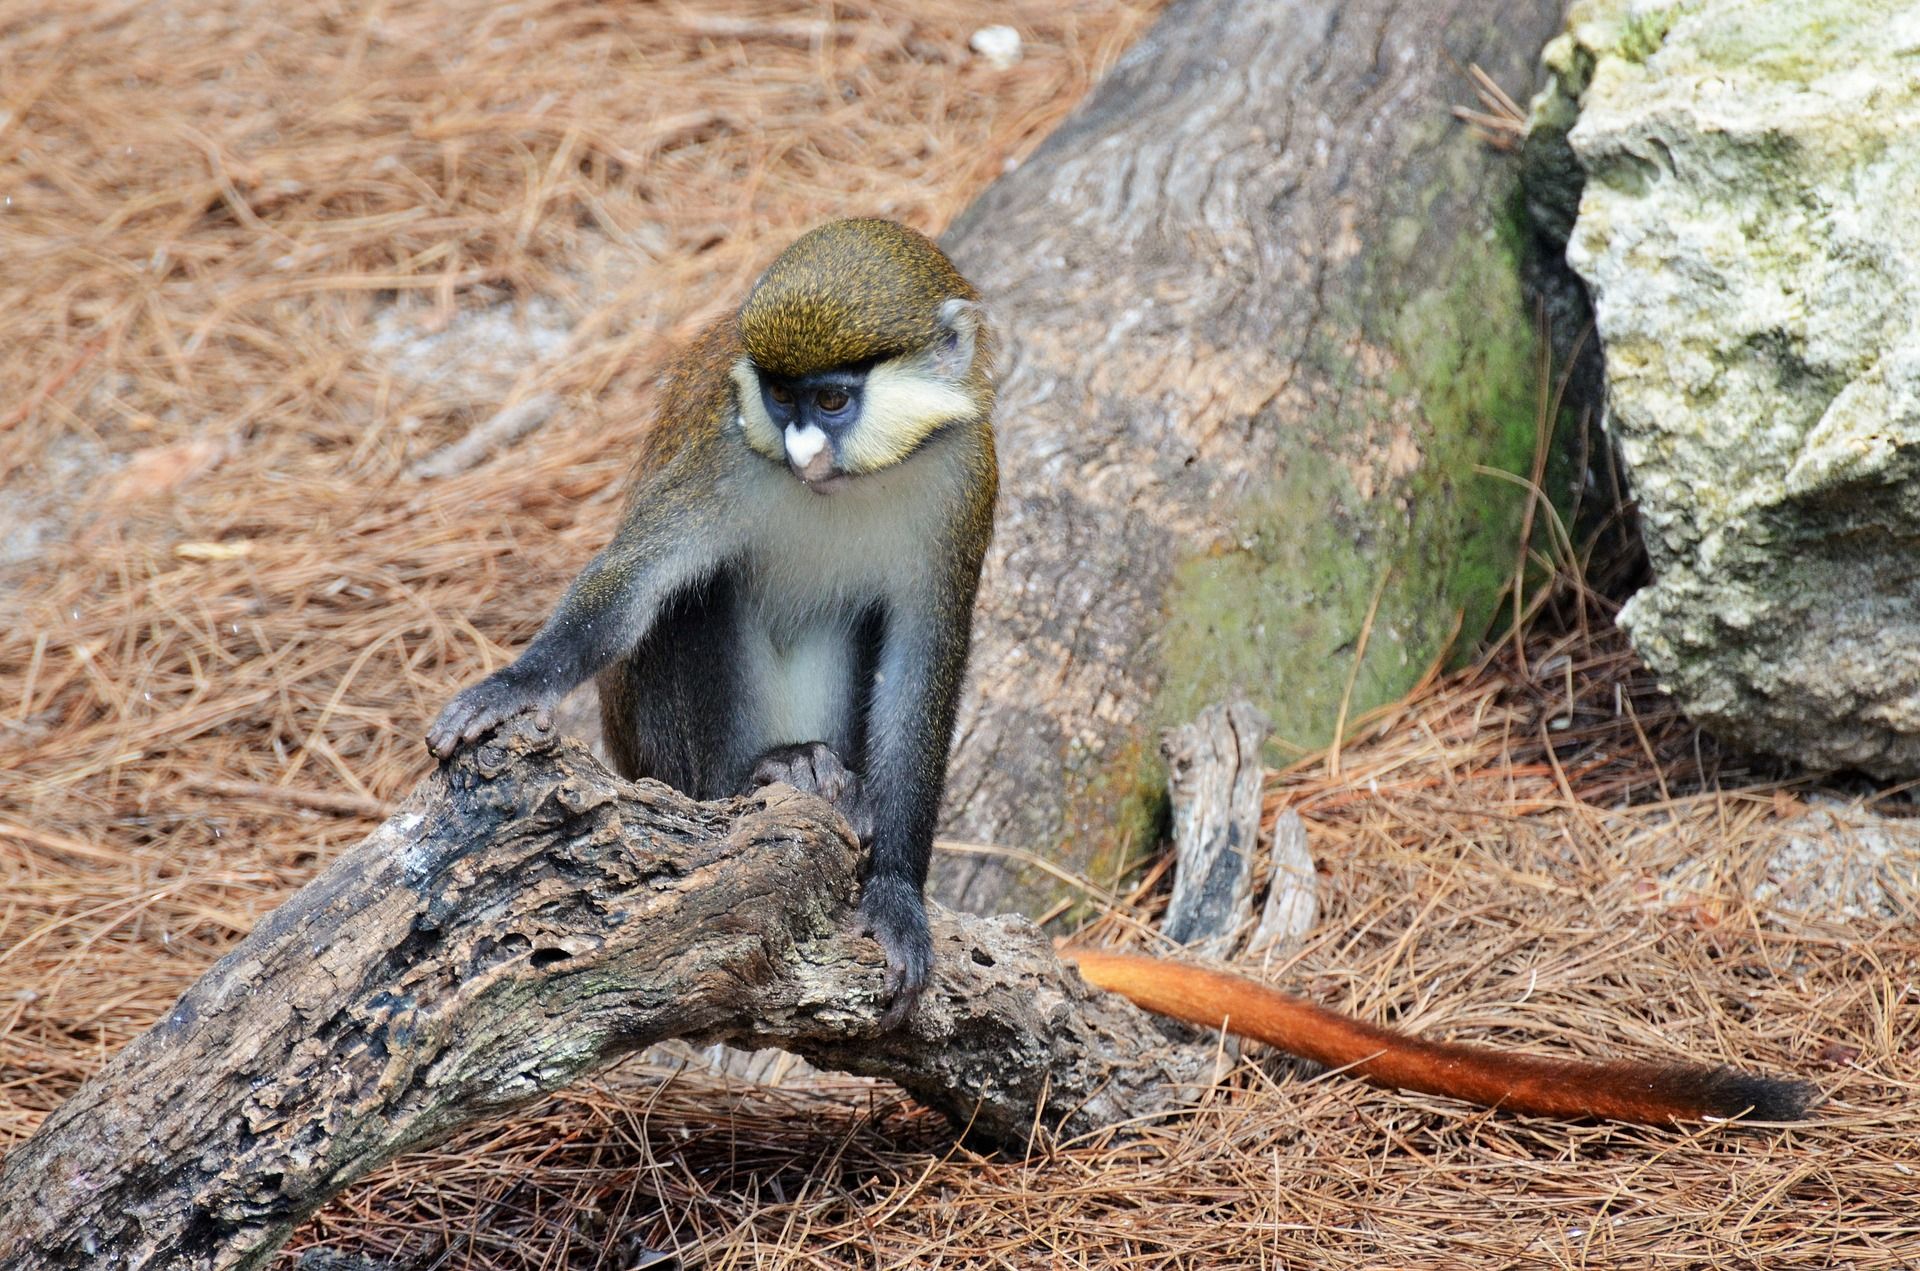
1654, 796, 1920, 922
1535, 0, 1920, 775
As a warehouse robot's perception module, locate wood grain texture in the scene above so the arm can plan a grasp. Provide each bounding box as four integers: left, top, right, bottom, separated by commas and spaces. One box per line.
0, 718, 1212, 1271
1161, 702, 1271, 951
1248, 810, 1319, 961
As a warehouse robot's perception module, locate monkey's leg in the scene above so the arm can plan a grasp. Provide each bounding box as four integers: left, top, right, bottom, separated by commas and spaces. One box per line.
748, 742, 875, 845
598, 574, 743, 797
753, 740, 922, 1027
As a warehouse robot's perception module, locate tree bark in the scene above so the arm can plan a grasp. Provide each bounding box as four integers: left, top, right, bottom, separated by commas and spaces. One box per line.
935, 0, 1575, 914
0, 719, 1212, 1271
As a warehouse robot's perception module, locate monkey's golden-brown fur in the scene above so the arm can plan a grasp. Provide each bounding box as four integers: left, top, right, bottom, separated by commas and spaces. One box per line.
739, 218, 980, 376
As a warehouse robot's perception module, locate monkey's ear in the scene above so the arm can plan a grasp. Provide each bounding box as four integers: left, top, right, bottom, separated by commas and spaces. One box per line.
932, 298, 982, 381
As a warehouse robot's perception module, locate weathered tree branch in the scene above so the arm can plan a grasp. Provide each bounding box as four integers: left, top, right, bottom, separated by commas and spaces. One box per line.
0, 719, 1213, 1271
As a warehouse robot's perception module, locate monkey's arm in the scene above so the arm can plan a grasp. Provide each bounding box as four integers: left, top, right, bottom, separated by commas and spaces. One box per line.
857, 567, 979, 1025
1064, 950, 1813, 1124
427, 460, 730, 759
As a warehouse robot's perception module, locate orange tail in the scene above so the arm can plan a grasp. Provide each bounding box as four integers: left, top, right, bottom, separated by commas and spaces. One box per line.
1064, 950, 1811, 1125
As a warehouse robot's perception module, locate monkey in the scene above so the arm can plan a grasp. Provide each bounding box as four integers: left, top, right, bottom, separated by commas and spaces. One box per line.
1061, 948, 1813, 1124
427, 218, 996, 1025
422, 219, 1810, 1125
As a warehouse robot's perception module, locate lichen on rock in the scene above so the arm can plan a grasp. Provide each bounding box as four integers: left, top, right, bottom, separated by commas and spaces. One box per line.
1533, 0, 1920, 776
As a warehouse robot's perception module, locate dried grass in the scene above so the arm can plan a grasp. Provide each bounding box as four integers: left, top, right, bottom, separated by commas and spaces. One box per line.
2, 2, 1916, 1268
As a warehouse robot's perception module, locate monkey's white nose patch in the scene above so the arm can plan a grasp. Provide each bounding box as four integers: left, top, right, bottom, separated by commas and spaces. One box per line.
784, 423, 828, 467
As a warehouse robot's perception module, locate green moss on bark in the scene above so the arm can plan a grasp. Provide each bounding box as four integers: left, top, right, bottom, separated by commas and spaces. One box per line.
1156, 185, 1553, 755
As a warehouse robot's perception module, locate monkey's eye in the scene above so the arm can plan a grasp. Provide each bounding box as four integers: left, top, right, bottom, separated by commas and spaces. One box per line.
767, 382, 794, 406
815, 388, 850, 414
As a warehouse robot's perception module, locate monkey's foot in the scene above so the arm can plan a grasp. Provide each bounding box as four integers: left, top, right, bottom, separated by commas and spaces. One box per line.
426, 674, 554, 759
748, 742, 875, 844
858, 875, 932, 1029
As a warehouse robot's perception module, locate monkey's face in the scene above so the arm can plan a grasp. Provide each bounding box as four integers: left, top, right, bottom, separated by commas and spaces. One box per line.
731, 219, 990, 496
733, 308, 983, 495
754, 365, 869, 494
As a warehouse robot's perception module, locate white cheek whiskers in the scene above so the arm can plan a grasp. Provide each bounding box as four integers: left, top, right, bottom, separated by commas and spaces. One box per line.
840, 355, 976, 473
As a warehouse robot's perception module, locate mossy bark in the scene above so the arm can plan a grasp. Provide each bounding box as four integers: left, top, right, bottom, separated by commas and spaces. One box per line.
936, 0, 1578, 914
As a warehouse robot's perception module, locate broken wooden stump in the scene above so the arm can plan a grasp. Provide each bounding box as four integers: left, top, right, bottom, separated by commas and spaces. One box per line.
0, 718, 1213, 1271
1161, 703, 1320, 963
1247, 810, 1318, 964
1160, 702, 1277, 954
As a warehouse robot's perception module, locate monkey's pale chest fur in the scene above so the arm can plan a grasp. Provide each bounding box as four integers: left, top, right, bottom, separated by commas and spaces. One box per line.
731, 448, 956, 753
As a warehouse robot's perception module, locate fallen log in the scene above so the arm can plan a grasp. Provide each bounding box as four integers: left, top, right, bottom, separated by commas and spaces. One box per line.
936, 0, 1582, 916
0, 718, 1212, 1271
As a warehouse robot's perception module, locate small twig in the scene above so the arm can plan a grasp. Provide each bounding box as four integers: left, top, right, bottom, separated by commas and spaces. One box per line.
1451, 63, 1528, 151
1468, 63, 1525, 122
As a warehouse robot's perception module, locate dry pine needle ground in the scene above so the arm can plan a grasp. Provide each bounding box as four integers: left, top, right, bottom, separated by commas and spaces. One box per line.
1, 2, 1915, 1267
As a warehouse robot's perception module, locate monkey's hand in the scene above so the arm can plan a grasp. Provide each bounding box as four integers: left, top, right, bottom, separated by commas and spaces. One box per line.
425, 671, 556, 759
859, 876, 932, 1030
748, 742, 876, 844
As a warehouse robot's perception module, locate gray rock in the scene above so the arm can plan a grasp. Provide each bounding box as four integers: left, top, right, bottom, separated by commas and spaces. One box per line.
1755, 803, 1920, 922
1534, 0, 1920, 776
1656, 797, 1920, 923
